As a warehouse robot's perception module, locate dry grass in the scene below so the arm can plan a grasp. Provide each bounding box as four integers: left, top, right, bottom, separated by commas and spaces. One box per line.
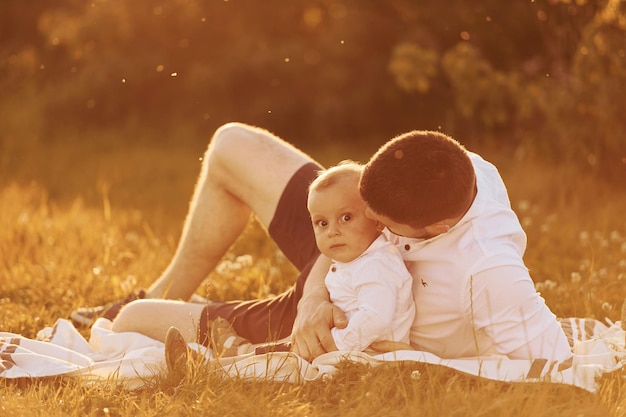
1, 138, 626, 416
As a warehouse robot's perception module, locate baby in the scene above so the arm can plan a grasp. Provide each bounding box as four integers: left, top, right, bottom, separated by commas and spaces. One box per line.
306, 161, 415, 351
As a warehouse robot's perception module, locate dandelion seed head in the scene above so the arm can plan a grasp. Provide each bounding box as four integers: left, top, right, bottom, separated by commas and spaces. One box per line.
579, 231, 590, 243
517, 200, 530, 212
610, 230, 622, 243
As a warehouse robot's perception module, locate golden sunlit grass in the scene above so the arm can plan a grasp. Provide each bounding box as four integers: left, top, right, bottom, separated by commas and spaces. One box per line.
1, 139, 626, 416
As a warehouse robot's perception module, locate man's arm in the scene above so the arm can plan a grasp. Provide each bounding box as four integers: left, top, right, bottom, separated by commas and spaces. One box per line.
291, 255, 347, 361
471, 265, 572, 362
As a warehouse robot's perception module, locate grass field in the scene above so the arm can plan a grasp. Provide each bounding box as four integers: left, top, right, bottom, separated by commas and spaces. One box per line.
1, 135, 626, 416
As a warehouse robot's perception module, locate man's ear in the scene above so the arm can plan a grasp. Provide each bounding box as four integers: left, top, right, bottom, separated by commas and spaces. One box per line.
375, 221, 385, 232
364, 206, 376, 220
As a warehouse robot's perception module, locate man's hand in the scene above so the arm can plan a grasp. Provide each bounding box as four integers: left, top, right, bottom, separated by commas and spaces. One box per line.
291, 254, 347, 361
292, 297, 347, 361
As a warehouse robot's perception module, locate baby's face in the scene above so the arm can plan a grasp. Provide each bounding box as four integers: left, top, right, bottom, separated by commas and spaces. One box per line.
308, 179, 381, 263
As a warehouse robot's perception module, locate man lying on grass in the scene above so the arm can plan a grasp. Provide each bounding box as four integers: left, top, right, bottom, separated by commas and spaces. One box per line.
132, 160, 417, 366
72, 123, 573, 365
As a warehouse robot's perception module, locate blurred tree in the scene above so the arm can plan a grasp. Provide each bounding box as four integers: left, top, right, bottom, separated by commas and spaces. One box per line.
561, 0, 626, 179
386, 0, 625, 181
1, 0, 624, 182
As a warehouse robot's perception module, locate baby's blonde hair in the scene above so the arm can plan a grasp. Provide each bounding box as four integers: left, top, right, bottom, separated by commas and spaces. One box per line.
309, 160, 363, 193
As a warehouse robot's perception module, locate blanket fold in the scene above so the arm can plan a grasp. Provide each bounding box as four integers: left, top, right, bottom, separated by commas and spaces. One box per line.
1, 317, 624, 392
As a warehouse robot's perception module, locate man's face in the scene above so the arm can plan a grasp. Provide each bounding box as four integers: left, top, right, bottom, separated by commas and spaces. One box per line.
364, 207, 435, 239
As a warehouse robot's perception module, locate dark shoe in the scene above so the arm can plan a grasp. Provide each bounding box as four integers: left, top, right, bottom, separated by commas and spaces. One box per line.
164, 326, 190, 376
70, 289, 146, 327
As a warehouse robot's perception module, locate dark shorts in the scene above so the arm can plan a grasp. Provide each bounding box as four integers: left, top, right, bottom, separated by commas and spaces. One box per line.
199, 162, 322, 344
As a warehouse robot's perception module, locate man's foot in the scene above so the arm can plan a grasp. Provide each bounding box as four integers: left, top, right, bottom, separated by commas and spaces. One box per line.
164, 326, 190, 376
69, 290, 146, 327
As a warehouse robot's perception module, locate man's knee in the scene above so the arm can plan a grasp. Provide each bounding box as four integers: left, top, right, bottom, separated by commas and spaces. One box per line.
204, 122, 279, 178
209, 122, 258, 156
110, 300, 145, 333
202, 123, 252, 171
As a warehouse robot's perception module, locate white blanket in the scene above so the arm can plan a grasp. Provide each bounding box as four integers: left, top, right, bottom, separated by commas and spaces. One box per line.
1, 318, 625, 392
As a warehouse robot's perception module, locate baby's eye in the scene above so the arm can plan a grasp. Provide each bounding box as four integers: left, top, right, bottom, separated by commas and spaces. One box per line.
315, 219, 328, 228
341, 214, 352, 222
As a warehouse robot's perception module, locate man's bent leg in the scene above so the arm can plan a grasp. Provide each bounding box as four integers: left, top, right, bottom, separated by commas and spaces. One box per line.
146, 123, 319, 301
196, 161, 322, 344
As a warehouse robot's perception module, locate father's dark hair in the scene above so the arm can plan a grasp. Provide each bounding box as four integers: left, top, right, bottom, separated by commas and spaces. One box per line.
359, 130, 475, 229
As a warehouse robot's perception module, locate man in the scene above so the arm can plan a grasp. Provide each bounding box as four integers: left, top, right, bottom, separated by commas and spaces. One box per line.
74, 122, 573, 363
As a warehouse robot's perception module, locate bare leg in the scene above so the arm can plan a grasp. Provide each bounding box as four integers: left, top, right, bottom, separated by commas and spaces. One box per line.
113, 300, 256, 356
145, 123, 316, 301
112, 299, 207, 342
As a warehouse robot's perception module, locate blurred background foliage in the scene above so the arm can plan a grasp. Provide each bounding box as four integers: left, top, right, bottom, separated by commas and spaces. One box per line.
1, 0, 625, 183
